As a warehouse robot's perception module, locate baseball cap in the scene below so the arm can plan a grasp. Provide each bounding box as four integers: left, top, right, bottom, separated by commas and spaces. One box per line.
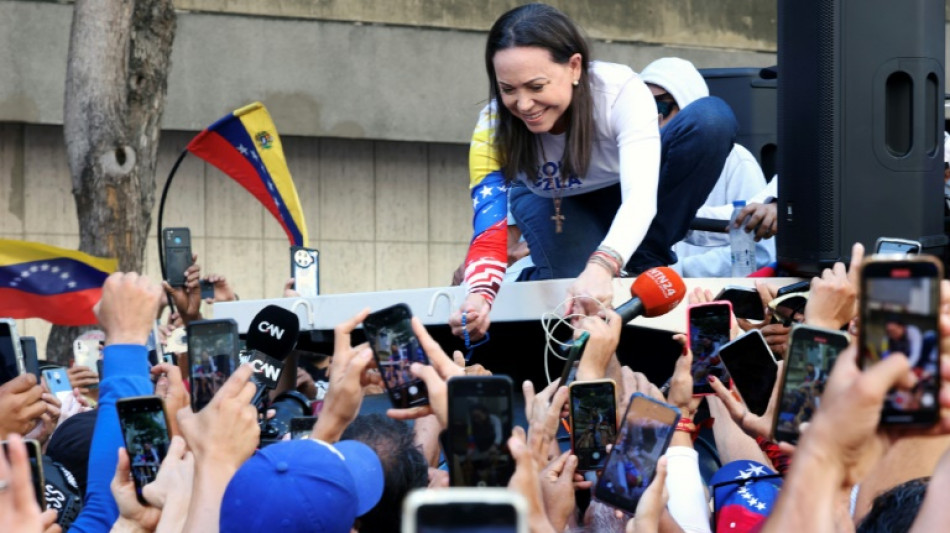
711, 460, 783, 532
220, 438, 384, 533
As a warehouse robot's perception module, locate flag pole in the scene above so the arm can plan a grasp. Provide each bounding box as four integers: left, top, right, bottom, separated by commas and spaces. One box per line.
157, 149, 189, 313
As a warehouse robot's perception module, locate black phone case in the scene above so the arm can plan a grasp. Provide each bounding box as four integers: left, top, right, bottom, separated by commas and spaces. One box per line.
718, 331, 777, 416
163, 228, 192, 287
116, 396, 170, 505
447, 376, 515, 487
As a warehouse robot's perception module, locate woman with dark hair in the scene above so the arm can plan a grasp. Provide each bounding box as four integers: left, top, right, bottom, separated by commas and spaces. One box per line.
451, 3, 737, 339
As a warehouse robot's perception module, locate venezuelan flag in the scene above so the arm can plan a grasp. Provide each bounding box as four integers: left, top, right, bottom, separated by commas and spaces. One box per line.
0, 240, 117, 326
186, 102, 308, 246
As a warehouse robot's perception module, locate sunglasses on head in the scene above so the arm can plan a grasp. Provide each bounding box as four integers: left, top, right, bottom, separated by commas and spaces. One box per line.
654, 96, 676, 119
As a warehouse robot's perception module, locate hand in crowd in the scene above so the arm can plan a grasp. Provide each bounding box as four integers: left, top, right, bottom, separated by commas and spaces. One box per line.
23, 391, 61, 446
387, 318, 465, 428
0, 434, 60, 533
178, 363, 259, 473
450, 293, 491, 342
626, 457, 669, 533
665, 335, 702, 422
522, 380, 568, 466
804, 242, 863, 331
574, 310, 622, 383
111, 448, 162, 531
565, 263, 614, 319
507, 427, 557, 533
160, 253, 201, 324
0, 374, 46, 436
143, 436, 194, 532
56, 388, 92, 426
201, 273, 236, 303
709, 361, 784, 441
296, 367, 318, 400
96, 272, 163, 346
735, 201, 777, 241
65, 365, 99, 398
736, 280, 780, 331
282, 278, 301, 298
312, 309, 376, 442
151, 363, 189, 438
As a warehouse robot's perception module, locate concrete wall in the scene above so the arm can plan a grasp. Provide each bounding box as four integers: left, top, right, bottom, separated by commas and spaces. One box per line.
1, 124, 472, 357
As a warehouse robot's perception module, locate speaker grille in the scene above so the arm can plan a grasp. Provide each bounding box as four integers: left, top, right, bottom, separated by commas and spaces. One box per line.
816, 0, 837, 253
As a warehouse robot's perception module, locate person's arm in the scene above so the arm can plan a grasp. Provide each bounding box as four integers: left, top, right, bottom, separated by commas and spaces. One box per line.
71, 345, 153, 533
450, 105, 509, 340
72, 272, 162, 533
663, 447, 711, 533
601, 75, 661, 264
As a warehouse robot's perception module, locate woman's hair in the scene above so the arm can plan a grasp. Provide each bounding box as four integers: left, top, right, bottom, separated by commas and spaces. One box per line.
485, 3, 593, 183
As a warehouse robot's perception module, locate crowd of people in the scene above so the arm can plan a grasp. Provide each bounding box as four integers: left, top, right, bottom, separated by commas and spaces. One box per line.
3, 3, 950, 533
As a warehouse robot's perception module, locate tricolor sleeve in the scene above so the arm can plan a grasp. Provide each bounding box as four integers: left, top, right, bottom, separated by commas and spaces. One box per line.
463, 105, 508, 306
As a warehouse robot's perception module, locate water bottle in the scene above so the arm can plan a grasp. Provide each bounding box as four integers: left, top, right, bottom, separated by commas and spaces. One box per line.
729, 200, 756, 277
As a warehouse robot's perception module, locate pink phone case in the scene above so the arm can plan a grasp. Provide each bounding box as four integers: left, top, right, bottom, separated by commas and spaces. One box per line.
686, 301, 734, 396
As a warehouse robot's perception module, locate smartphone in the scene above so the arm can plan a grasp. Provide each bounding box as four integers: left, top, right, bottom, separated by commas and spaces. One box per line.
0, 319, 26, 385
875, 237, 921, 255
776, 280, 811, 298
402, 488, 529, 533
289, 416, 317, 440
199, 279, 215, 301
116, 396, 170, 504
290, 246, 320, 298
775, 325, 850, 444
569, 379, 617, 471
859, 255, 942, 426
19, 337, 40, 380
1, 438, 45, 510
72, 339, 100, 376
714, 286, 765, 321
594, 393, 680, 514
557, 331, 590, 389
363, 304, 430, 409
446, 376, 514, 487
162, 227, 192, 287
43, 367, 74, 405
186, 319, 240, 411
687, 302, 733, 395
718, 330, 778, 417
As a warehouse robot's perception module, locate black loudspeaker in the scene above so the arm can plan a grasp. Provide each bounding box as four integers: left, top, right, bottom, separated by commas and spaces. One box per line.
777, 0, 946, 275
701, 67, 778, 180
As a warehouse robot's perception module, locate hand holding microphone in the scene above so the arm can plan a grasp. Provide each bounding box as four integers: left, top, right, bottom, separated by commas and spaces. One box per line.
614, 267, 687, 323
242, 305, 300, 408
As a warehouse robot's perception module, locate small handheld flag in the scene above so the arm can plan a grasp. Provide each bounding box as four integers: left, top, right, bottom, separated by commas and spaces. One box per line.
0, 240, 117, 326
186, 102, 309, 246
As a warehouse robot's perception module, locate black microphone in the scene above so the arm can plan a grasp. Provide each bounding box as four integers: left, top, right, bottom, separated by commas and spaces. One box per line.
241, 305, 300, 407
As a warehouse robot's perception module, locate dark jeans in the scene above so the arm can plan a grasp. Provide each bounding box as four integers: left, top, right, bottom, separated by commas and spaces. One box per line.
510, 96, 737, 280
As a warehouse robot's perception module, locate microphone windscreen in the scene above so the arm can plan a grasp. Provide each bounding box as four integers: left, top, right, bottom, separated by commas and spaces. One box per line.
631, 267, 687, 318
246, 305, 300, 361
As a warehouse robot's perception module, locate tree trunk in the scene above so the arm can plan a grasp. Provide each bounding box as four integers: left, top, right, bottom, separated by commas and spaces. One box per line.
47, 0, 176, 365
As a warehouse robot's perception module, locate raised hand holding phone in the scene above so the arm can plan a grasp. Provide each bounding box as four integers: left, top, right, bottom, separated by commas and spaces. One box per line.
0, 435, 46, 533
686, 301, 733, 395
568, 379, 617, 472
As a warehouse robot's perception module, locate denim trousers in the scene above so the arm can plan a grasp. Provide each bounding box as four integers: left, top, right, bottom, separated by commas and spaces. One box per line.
510, 96, 738, 280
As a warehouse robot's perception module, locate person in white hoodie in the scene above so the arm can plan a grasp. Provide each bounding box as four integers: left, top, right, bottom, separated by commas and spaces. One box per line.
639, 57, 777, 277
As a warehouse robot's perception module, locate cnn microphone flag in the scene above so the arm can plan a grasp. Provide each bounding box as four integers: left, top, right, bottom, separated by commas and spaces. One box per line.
0, 239, 118, 326
186, 102, 309, 246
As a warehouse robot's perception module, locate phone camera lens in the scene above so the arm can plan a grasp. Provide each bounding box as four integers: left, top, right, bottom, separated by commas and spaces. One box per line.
174, 237, 182, 244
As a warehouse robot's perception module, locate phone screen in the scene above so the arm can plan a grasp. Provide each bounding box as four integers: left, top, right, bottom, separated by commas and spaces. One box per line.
688, 303, 732, 395
718, 330, 777, 417
776, 326, 850, 443
417, 502, 520, 533
2, 439, 45, 509
569, 380, 617, 471
187, 319, 239, 411
860, 259, 941, 425
291, 246, 320, 298
447, 376, 514, 487
117, 396, 170, 503
0, 320, 24, 386
363, 304, 430, 409
163, 227, 192, 287
716, 287, 765, 321
290, 417, 317, 440
595, 394, 680, 514
557, 331, 590, 389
